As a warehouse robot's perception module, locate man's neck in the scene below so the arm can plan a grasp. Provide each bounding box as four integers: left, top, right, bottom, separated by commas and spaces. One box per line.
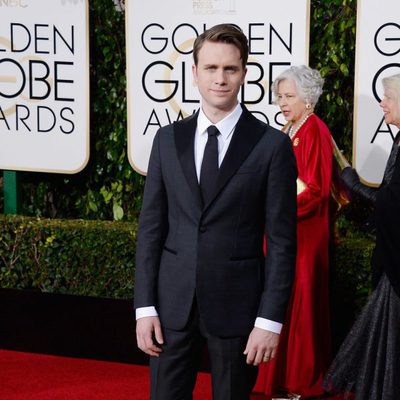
201, 103, 240, 124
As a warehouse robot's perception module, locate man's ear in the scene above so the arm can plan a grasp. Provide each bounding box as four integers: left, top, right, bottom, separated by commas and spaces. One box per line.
192, 64, 198, 85
241, 67, 247, 85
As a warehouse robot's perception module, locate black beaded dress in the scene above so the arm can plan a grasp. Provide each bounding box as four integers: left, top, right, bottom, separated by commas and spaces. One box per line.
323, 131, 400, 400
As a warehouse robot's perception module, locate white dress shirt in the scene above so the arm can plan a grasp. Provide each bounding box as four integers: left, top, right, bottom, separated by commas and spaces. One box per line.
136, 103, 282, 334
194, 102, 242, 178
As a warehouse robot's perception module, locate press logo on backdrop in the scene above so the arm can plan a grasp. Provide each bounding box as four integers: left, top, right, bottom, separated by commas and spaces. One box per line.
0, 0, 28, 7
193, 0, 236, 15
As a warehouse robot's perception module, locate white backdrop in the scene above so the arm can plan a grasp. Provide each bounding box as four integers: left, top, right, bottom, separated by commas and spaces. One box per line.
353, 0, 400, 185
0, 0, 89, 173
126, 0, 310, 174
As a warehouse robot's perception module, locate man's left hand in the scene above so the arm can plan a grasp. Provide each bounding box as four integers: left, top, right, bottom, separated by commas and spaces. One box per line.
243, 327, 279, 366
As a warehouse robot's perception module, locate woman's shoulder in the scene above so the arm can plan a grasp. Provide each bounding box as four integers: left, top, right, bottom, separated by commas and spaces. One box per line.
302, 114, 332, 141
309, 114, 331, 134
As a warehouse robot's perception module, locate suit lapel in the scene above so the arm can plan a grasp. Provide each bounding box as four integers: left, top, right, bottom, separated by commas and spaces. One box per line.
174, 111, 203, 209
174, 107, 266, 212
203, 107, 266, 210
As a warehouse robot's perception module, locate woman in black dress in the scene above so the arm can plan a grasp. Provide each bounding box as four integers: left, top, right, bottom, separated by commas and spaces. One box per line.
324, 73, 400, 399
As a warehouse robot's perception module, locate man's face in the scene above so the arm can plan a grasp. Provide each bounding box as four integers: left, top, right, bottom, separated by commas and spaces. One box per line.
192, 41, 246, 121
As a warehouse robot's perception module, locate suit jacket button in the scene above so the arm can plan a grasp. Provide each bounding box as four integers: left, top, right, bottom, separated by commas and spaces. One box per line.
199, 226, 206, 233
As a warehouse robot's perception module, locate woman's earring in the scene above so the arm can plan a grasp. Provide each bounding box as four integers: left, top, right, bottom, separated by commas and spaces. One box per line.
306, 103, 311, 109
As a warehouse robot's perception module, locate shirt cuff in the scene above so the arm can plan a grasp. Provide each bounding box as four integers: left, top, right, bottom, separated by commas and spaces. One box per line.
135, 306, 158, 320
255, 317, 282, 334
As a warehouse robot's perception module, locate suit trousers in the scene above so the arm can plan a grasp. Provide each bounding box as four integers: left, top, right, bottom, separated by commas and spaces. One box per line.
149, 301, 258, 400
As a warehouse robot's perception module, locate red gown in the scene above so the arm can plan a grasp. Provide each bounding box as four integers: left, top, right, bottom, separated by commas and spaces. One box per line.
254, 114, 333, 398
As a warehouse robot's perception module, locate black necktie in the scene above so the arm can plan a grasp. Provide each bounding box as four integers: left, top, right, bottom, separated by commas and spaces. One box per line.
200, 125, 220, 205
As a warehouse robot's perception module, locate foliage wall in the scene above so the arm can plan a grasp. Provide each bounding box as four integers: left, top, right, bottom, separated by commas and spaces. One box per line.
0, 215, 136, 298
7, 0, 357, 222
0, 215, 372, 309
310, 0, 356, 156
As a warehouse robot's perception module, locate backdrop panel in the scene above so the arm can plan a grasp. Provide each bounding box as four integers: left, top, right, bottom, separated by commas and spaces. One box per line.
126, 0, 310, 174
353, 0, 400, 185
0, 0, 90, 173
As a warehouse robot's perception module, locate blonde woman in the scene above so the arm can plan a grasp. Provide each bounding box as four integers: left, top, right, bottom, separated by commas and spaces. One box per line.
324, 73, 400, 400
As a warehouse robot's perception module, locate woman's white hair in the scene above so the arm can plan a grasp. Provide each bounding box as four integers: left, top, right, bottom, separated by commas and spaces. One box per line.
271, 65, 324, 107
382, 73, 400, 101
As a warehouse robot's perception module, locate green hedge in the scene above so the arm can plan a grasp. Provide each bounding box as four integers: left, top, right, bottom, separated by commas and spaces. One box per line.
0, 215, 136, 299
329, 231, 375, 350
332, 235, 374, 304
0, 215, 374, 308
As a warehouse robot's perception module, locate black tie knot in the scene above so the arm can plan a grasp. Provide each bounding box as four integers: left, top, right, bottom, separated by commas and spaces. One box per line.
207, 125, 220, 137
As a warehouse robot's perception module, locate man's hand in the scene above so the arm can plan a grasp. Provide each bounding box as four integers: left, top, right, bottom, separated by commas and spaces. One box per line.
136, 316, 164, 357
243, 327, 279, 366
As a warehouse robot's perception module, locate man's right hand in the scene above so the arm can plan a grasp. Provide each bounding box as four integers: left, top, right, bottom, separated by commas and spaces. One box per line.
136, 316, 164, 357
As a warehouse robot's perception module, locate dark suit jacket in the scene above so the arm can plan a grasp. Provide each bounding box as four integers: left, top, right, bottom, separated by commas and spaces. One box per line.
135, 106, 297, 337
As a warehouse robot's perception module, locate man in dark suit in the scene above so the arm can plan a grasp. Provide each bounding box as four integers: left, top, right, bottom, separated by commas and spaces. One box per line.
134, 24, 297, 400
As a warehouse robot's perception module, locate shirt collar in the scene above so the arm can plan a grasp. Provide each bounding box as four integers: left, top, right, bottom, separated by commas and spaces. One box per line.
197, 103, 243, 140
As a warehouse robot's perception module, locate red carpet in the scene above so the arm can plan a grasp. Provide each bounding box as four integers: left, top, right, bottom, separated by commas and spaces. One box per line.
0, 349, 214, 400
0, 350, 342, 399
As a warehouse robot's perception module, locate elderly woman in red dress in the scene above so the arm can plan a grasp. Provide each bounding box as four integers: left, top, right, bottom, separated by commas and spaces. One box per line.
254, 65, 333, 399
